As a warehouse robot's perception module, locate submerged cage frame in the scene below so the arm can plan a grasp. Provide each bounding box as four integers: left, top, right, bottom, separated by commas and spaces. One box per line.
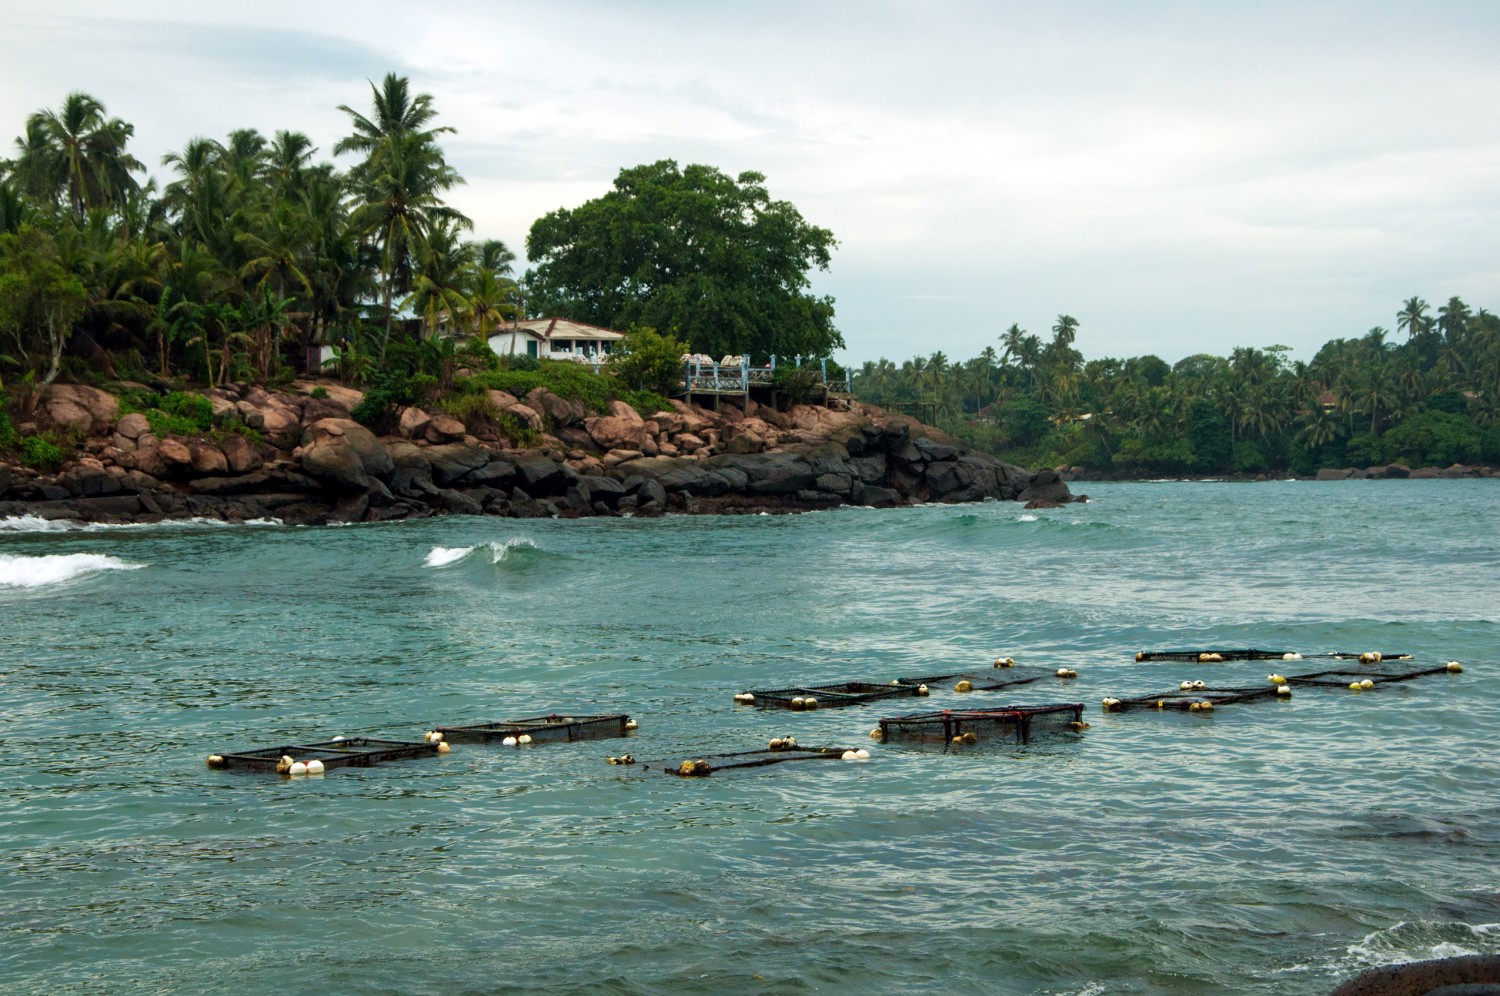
210, 737, 441, 772
434, 713, 630, 744
1104, 662, 1458, 712
739, 681, 926, 709
639, 745, 857, 776
878, 704, 1085, 745
897, 667, 1063, 692
1135, 649, 1412, 663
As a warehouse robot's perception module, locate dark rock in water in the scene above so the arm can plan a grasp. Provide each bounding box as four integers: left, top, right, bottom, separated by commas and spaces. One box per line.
437, 489, 483, 515
513, 452, 570, 495
1025, 497, 1068, 510
1018, 468, 1071, 504
1315, 468, 1356, 481
1330, 953, 1500, 996
425, 442, 490, 486
580, 474, 627, 507
853, 483, 904, 508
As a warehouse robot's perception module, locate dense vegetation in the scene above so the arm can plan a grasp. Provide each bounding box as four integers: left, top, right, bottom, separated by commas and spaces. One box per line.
0, 77, 837, 466
854, 307, 1500, 474
525, 161, 842, 360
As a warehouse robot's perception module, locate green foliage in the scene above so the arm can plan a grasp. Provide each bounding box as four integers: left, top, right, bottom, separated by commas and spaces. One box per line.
1381, 410, 1481, 467
461, 359, 618, 414
499, 353, 540, 373
607, 327, 688, 395
138, 391, 214, 437
526, 160, 842, 358
18, 433, 65, 471
0, 405, 15, 448
495, 411, 541, 448
998, 397, 1051, 449
309, 386, 329, 399
774, 365, 822, 406
352, 370, 428, 434
1187, 398, 1232, 474
1231, 441, 1269, 474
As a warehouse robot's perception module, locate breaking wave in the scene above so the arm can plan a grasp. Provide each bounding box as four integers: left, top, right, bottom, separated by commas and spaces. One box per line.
0, 552, 145, 589
0, 515, 280, 532
423, 538, 541, 568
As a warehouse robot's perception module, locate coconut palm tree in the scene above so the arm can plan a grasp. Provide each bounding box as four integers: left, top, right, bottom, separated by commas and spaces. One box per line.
9, 92, 144, 220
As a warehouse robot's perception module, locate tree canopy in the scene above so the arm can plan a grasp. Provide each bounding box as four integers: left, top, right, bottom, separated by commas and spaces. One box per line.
524, 160, 841, 359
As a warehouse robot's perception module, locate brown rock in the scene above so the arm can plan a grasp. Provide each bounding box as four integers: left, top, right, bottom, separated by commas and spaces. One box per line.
606, 399, 644, 424
508, 404, 544, 432
587, 415, 648, 451
116, 413, 151, 440
398, 406, 432, 439
424, 415, 467, 444
220, 433, 263, 474
527, 388, 586, 428
41, 384, 119, 433
294, 418, 394, 493
189, 442, 229, 475
487, 389, 520, 410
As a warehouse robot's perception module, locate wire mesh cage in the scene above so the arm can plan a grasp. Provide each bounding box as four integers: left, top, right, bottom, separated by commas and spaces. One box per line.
206, 737, 441, 773
635, 744, 862, 777
1134, 649, 1412, 663
736, 681, 925, 709
878, 704, 1086, 745
1103, 687, 1283, 713
434, 713, 631, 744
1101, 661, 1462, 713
1285, 663, 1453, 688
898, 665, 1073, 692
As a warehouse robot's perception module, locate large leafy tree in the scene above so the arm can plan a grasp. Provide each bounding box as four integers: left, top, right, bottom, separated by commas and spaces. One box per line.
525, 160, 842, 358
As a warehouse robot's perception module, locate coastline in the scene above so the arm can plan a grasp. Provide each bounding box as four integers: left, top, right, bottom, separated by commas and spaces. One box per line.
0, 381, 1071, 527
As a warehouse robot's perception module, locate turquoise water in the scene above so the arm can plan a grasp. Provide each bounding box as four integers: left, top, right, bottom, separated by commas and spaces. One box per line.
1, 482, 1496, 994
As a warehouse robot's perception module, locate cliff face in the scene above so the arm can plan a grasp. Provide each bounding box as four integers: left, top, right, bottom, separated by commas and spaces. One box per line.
0, 381, 1070, 526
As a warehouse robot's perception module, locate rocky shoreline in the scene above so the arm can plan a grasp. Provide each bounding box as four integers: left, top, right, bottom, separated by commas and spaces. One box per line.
1059, 463, 1498, 483
0, 382, 1072, 526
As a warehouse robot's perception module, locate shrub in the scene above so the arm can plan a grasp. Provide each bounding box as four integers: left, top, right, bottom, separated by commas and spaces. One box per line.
774, 366, 822, 406
0, 407, 15, 449
352, 371, 431, 434
309, 386, 329, 399
495, 411, 541, 448
607, 327, 689, 395
19, 434, 64, 472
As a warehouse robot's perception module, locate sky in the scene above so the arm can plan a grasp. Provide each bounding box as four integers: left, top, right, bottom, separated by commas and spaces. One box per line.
4, 0, 1500, 367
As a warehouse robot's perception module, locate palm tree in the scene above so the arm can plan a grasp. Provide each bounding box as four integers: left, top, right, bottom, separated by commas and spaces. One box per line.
1396, 297, 1431, 342
335, 73, 454, 182
9, 92, 144, 219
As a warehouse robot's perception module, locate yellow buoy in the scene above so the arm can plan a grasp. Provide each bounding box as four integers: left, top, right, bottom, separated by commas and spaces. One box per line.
1349, 682, 1362, 691
205, 755, 226, 769
692, 759, 712, 776
803, 697, 819, 710
1268, 674, 1287, 685
961, 732, 978, 745
1135, 652, 1146, 662
624, 719, 638, 731
1200, 701, 1214, 711
917, 684, 930, 696
436, 742, 451, 754
276, 755, 294, 775
1156, 700, 1165, 709
1188, 702, 1202, 712
955, 680, 974, 693
1447, 661, 1464, 673
1069, 721, 1091, 731
869, 728, 883, 740
678, 760, 697, 776
1360, 679, 1375, 690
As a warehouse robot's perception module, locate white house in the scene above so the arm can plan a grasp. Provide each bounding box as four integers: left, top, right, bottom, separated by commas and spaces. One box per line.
486, 317, 625, 362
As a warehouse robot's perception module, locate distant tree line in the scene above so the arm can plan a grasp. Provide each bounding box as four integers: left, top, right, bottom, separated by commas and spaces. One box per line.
854, 304, 1500, 474
0, 79, 839, 436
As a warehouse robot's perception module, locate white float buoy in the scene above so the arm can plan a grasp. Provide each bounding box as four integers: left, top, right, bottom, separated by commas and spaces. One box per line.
1180, 681, 1194, 691
1447, 661, 1464, 673
803, 697, 819, 710
1102, 697, 1122, 711
205, 755, 225, 768
436, 742, 451, 754
1360, 679, 1375, 690
855, 748, 870, 759
624, 719, 638, 731
870, 728, 883, 740
1276, 685, 1292, 697
916, 684, 929, 696
502, 736, 518, 747
841, 750, 859, 761
331, 736, 345, 743
518, 734, 533, 745
1192, 680, 1206, 691
306, 759, 325, 774
288, 761, 308, 776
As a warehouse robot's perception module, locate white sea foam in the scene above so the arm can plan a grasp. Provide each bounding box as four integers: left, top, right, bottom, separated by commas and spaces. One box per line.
1017, 514, 1039, 522
0, 552, 145, 588
423, 537, 539, 567
0, 515, 281, 533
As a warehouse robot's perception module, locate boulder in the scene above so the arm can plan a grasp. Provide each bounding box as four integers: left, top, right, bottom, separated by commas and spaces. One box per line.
189, 442, 229, 476
606, 399, 644, 423
424, 415, 467, 444
116, 412, 151, 441
40, 384, 119, 433
295, 418, 393, 494
398, 406, 432, 439
1017, 468, 1072, 504
527, 388, 587, 428
425, 442, 491, 486
220, 433, 263, 474
587, 415, 649, 452
513, 452, 572, 495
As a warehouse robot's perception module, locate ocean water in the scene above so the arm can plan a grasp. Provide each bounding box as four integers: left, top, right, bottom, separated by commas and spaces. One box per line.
1, 481, 1496, 994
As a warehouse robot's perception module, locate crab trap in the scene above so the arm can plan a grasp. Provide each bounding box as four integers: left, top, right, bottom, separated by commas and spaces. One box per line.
877, 704, 1086, 745
634, 744, 863, 777
205, 737, 442, 773
1100, 686, 1284, 713
735, 681, 925, 710
433, 713, 631, 745
1134, 649, 1412, 663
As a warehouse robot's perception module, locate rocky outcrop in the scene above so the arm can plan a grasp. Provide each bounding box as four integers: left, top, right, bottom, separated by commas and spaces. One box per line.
0, 379, 1065, 525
